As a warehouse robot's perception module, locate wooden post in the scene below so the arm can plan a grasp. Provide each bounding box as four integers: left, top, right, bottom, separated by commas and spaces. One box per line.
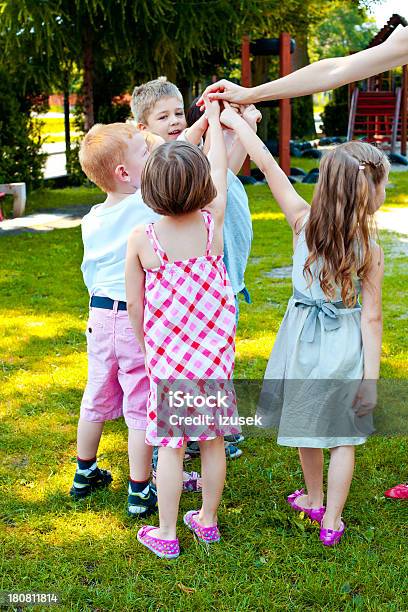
279, 32, 291, 176
241, 35, 251, 176
401, 65, 407, 156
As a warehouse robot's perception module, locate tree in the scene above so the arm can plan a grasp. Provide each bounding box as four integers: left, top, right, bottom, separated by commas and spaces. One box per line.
309, 2, 377, 61
310, 2, 378, 137
0, 69, 46, 187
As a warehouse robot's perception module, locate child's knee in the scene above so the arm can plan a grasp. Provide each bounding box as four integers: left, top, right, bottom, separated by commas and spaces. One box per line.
199, 436, 224, 451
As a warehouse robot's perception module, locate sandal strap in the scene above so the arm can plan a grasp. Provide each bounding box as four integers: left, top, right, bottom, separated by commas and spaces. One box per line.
187, 512, 220, 541
183, 471, 200, 491
139, 526, 179, 553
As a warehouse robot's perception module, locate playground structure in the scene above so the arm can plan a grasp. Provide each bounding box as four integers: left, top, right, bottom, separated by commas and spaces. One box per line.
347, 14, 408, 156
241, 34, 295, 176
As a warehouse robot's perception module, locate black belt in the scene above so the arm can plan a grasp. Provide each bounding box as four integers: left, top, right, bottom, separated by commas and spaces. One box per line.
90, 296, 127, 311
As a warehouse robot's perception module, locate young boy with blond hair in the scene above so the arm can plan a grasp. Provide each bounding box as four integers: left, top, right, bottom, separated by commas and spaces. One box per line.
70, 122, 160, 516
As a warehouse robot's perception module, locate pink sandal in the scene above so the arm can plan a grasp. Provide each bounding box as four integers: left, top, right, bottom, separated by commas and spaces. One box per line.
287, 488, 326, 523
183, 510, 220, 543
319, 520, 346, 547
152, 469, 202, 493
137, 525, 180, 559
182, 471, 202, 492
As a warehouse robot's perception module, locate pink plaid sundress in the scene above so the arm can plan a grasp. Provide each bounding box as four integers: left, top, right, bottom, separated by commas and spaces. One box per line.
143, 210, 237, 448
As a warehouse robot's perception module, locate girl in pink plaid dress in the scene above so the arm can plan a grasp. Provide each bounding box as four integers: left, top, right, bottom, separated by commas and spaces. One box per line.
126, 96, 237, 558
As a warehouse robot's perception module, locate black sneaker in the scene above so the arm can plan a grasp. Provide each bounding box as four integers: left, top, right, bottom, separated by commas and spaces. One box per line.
224, 434, 245, 444
69, 467, 113, 499
185, 441, 201, 459
127, 482, 157, 518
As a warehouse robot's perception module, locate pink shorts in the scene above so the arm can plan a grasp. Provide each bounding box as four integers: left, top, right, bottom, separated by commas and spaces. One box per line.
80, 305, 149, 430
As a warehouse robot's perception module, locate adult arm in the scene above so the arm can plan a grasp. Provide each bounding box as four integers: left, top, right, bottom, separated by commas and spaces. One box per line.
198, 27, 408, 104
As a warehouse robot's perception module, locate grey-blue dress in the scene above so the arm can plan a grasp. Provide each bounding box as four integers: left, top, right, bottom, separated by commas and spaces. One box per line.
259, 217, 373, 448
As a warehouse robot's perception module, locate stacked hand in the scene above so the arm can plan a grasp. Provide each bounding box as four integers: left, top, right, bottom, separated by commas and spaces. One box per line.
202, 92, 220, 122
219, 101, 241, 129
197, 80, 253, 106
241, 104, 262, 130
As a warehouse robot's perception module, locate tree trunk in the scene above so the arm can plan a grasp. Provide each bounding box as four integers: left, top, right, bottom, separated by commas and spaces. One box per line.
63, 72, 71, 161
292, 31, 316, 138
178, 78, 192, 108
83, 33, 94, 132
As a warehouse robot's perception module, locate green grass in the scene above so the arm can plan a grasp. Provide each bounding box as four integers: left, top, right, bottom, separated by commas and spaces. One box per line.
33, 117, 80, 145
24, 187, 103, 216
0, 184, 407, 610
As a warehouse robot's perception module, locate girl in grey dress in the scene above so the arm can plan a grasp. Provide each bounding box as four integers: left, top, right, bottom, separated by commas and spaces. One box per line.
221, 105, 389, 546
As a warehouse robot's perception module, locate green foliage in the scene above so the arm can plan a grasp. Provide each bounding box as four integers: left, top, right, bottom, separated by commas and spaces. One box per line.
65, 143, 88, 187
292, 97, 316, 139
321, 86, 349, 136
0, 70, 46, 188
309, 2, 378, 61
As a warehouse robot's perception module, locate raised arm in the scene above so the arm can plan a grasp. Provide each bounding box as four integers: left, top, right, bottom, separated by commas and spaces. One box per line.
179, 114, 208, 146
220, 104, 308, 230
198, 27, 408, 104
227, 104, 262, 175
125, 228, 146, 355
202, 94, 228, 223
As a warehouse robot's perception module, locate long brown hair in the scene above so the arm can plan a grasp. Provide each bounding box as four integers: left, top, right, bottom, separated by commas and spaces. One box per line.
303, 142, 389, 307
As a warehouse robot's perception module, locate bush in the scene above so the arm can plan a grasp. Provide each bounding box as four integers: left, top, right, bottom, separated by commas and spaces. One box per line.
321, 86, 349, 136
0, 70, 46, 188
65, 142, 88, 187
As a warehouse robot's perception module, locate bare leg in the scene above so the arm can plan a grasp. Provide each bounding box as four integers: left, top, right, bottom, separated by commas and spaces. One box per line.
323, 445, 355, 530
128, 428, 152, 481
149, 445, 185, 540
77, 418, 104, 460
297, 447, 324, 508
198, 436, 226, 526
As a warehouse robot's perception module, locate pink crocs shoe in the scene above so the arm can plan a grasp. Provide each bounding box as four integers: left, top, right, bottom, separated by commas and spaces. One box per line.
137, 525, 180, 559
183, 510, 220, 543
287, 488, 326, 523
319, 520, 346, 547
384, 483, 408, 499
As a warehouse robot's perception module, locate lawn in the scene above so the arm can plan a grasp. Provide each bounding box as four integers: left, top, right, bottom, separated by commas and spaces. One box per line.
14, 156, 408, 218
33, 117, 81, 145
0, 183, 407, 611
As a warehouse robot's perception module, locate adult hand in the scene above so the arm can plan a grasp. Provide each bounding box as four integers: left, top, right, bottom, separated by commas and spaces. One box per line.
197, 80, 254, 107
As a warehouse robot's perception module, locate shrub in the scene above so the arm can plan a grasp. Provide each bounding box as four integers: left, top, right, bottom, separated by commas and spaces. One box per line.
0, 70, 46, 188
321, 86, 349, 136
